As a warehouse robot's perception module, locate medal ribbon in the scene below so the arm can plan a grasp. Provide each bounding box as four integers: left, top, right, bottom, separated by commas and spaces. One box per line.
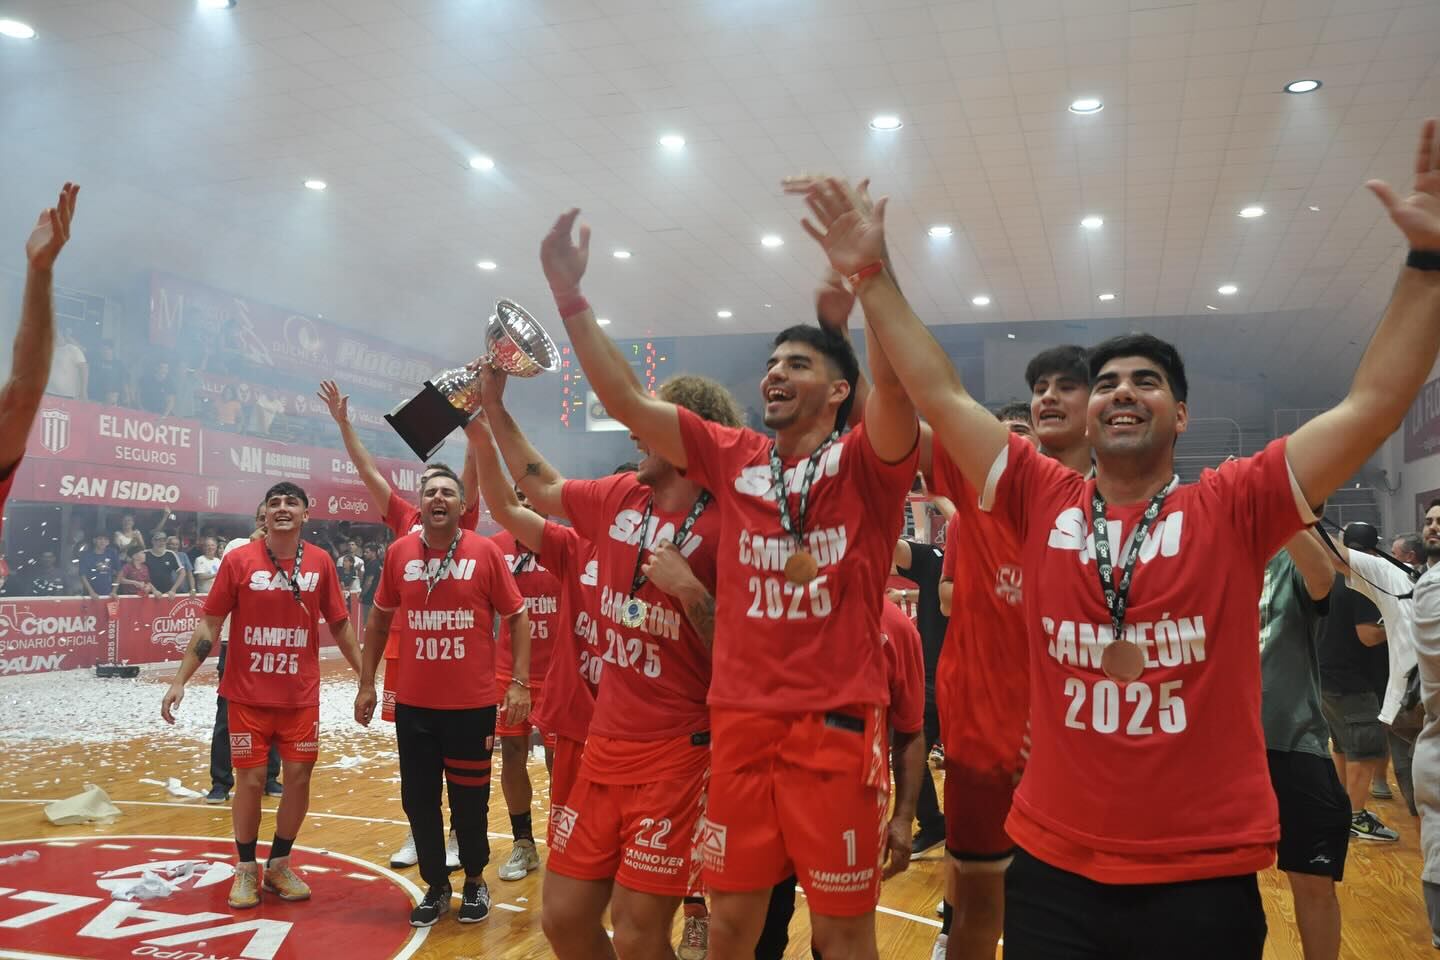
769, 432, 838, 554
1089, 483, 1171, 644
264, 540, 306, 608
510, 549, 534, 576
627, 491, 712, 597
423, 530, 463, 602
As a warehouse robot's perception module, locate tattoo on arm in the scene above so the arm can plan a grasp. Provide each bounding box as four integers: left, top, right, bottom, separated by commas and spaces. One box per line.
686, 593, 717, 645
525, 462, 542, 477
195, 637, 213, 661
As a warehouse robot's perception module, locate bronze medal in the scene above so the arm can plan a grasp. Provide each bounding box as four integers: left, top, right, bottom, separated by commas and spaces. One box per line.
784, 550, 819, 585
1100, 639, 1145, 683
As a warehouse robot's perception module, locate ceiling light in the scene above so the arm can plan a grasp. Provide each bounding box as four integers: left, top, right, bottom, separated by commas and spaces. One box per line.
716, 310, 733, 319
304, 179, 327, 191
928, 225, 953, 238
972, 295, 991, 307
612, 250, 631, 259
761, 234, 784, 248
1006, 333, 1016, 340
1217, 284, 1238, 295
1068, 97, 1103, 115
869, 114, 903, 131
476, 260, 496, 271
1205, 304, 1219, 311
597, 317, 611, 326
1081, 215, 1104, 229
1284, 79, 1321, 94
1308, 205, 1320, 212
0, 18, 36, 37
659, 134, 686, 150
468, 155, 495, 171
1097, 292, 1116, 302
199, 0, 235, 8
1238, 206, 1265, 219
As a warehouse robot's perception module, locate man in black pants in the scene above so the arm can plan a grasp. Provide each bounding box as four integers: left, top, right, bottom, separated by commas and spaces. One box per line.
354, 467, 531, 927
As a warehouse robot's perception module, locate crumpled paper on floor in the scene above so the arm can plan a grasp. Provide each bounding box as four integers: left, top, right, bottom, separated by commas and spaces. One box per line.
138, 777, 204, 799
110, 871, 175, 901
0, 850, 38, 866
44, 783, 120, 825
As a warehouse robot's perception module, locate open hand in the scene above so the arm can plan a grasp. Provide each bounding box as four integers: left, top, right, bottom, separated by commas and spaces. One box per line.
26, 183, 79, 273
800, 178, 890, 278
317, 380, 349, 424
1369, 118, 1440, 251
541, 209, 591, 296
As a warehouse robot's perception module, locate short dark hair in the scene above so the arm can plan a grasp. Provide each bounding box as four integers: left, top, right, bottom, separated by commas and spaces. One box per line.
612, 461, 639, 474
773, 325, 861, 429
420, 465, 462, 498
1025, 345, 1088, 391
995, 401, 1032, 424
1427, 497, 1440, 514
1087, 334, 1188, 403
422, 461, 454, 477
263, 481, 310, 507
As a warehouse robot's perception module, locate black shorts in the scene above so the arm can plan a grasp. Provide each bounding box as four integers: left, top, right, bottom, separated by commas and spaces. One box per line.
1003, 848, 1266, 960
1267, 750, 1350, 880
1320, 690, 1386, 759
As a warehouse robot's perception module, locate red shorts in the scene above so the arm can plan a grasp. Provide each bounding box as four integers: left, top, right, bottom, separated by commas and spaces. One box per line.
549, 735, 585, 828
228, 702, 319, 768
547, 733, 709, 897
380, 656, 398, 724
705, 707, 888, 917
943, 761, 1016, 866
494, 678, 556, 745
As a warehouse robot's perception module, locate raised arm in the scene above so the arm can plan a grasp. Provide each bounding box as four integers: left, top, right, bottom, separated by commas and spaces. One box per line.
1288, 119, 1440, 506
463, 416, 546, 552
318, 380, 394, 510
1283, 529, 1335, 603
0, 184, 79, 474
814, 267, 869, 429
477, 367, 567, 518
801, 179, 1008, 493
540, 209, 687, 469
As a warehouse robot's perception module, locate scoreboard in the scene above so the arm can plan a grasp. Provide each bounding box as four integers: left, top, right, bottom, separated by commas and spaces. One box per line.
559, 337, 676, 430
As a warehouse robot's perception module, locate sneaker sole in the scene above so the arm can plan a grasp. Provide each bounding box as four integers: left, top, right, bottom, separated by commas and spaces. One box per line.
262, 884, 311, 901
457, 911, 490, 924
910, 841, 945, 860
410, 914, 446, 928
497, 863, 538, 881
389, 858, 418, 869
228, 897, 260, 909
205, 798, 228, 805
1351, 832, 1400, 842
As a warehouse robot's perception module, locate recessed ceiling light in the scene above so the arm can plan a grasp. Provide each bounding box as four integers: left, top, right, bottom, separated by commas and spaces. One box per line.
1081, 215, 1104, 229
1006, 333, 1016, 340
1217, 284, 1238, 295
476, 260, 496, 271
1068, 97, 1103, 115
1284, 79, 1321, 94
658, 134, 685, 150
869, 114, 903, 131
1308, 205, 1320, 212
928, 225, 953, 238
763, 303, 772, 308
468, 155, 495, 171
716, 310, 733, 319
0, 18, 36, 37
304, 179, 327, 191
199, 0, 235, 8
1097, 292, 1116, 302
1238, 206, 1265, 219
612, 250, 631, 259
597, 317, 611, 326
1205, 304, 1219, 311
761, 234, 784, 248
972, 295, 991, 307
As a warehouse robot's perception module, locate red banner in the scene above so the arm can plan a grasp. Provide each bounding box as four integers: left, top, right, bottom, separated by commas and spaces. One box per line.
149, 273, 447, 399
1405, 376, 1440, 462
29, 396, 201, 475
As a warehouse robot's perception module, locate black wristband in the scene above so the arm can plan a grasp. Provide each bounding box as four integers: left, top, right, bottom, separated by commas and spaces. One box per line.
1407, 249, 1440, 271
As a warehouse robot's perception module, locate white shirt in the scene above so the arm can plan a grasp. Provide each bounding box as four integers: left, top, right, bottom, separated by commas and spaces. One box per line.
48, 342, 86, 399
1346, 549, 1420, 725
193, 554, 221, 594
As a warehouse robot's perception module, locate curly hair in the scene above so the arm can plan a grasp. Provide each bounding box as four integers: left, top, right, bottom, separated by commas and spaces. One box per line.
660, 375, 744, 429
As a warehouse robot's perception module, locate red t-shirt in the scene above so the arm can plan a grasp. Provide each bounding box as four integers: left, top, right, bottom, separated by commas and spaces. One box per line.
881, 600, 924, 735
931, 445, 1030, 780
490, 530, 561, 685
676, 409, 917, 712
530, 521, 601, 743
560, 472, 716, 743
206, 539, 348, 709
886, 572, 919, 621
985, 433, 1312, 884
383, 487, 480, 537
373, 529, 524, 711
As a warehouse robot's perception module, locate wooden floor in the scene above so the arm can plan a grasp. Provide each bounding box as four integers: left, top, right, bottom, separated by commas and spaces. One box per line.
0, 660, 1434, 959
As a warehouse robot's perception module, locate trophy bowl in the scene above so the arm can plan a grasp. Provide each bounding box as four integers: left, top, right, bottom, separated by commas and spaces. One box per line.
487, 298, 561, 377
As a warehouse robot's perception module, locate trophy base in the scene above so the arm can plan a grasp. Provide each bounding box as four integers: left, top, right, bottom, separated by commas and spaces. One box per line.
385, 381, 471, 461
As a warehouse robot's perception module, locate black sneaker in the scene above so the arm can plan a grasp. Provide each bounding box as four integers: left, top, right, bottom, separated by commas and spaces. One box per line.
458, 881, 490, 924
410, 883, 451, 927
911, 826, 946, 860
264, 780, 284, 798
1351, 809, 1399, 842
204, 785, 229, 804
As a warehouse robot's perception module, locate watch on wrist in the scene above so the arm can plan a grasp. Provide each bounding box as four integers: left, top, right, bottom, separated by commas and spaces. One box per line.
1407, 250, 1440, 271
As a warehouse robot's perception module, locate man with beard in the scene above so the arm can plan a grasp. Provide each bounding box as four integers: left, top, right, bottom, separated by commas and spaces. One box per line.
1411, 499, 1440, 946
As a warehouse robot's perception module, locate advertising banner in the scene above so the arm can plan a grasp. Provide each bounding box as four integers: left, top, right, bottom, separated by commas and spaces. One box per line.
1405, 376, 1440, 462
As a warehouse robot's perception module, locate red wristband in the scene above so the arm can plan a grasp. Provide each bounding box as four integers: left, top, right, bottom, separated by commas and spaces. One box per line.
554, 292, 590, 318
848, 261, 884, 289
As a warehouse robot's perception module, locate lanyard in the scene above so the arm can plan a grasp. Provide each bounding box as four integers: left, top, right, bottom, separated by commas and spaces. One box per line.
1089, 484, 1169, 642
422, 530, 463, 601
511, 549, 534, 576
264, 539, 306, 608
769, 432, 837, 550
628, 492, 711, 596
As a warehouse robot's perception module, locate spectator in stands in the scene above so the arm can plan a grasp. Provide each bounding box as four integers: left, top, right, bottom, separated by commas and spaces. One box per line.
89, 340, 128, 406
79, 533, 118, 599
250, 390, 284, 435
214, 385, 243, 430
62, 526, 87, 587
166, 534, 195, 597
113, 513, 145, 553
138, 360, 176, 416
338, 552, 362, 604
143, 536, 183, 597
117, 542, 154, 596
18, 550, 66, 596
1394, 533, 1424, 568
359, 542, 382, 624
192, 537, 221, 594
45, 326, 87, 400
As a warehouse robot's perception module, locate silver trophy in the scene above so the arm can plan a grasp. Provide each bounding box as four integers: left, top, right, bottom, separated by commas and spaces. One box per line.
386, 299, 560, 460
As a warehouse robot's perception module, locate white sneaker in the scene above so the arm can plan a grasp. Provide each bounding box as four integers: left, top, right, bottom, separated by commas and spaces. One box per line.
497, 840, 540, 881
930, 933, 948, 960
678, 912, 709, 960
446, 830, 461, 872
389, 831, 418, 869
